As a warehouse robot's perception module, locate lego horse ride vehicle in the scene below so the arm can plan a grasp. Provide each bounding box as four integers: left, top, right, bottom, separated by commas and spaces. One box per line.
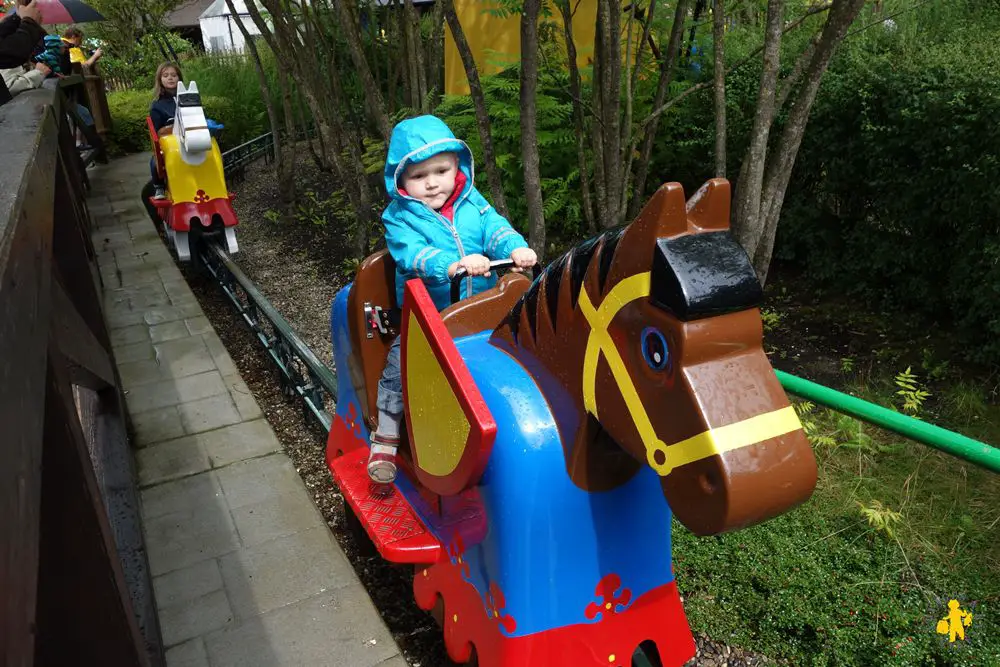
147, 81, 239, 263
325, 178, 819, 666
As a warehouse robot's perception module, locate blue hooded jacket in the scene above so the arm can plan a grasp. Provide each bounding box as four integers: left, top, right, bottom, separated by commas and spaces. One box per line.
383, 115, 528, 311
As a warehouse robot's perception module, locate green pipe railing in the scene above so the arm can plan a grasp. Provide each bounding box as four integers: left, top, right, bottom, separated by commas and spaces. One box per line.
776, 370, 1000, 474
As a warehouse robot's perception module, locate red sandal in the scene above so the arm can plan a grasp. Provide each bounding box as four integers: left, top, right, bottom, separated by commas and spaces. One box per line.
367, 433, 399, 484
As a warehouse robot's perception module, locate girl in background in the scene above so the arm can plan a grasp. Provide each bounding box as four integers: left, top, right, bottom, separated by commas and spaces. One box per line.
149, 62, 181, 199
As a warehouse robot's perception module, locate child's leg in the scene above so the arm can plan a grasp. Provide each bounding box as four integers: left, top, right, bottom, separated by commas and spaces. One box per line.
368, 336, 403, 483
150, 157, 166, 198
150, 157, 162, 185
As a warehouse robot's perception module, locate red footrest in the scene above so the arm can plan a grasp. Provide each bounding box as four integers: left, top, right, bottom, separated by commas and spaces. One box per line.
330, 448, 444, 564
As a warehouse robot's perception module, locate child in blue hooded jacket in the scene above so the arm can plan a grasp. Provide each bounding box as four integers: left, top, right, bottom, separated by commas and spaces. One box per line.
368, 115, 537, 484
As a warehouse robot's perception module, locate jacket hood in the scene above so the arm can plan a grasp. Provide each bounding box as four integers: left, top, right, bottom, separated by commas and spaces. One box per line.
384, 115, 474, 202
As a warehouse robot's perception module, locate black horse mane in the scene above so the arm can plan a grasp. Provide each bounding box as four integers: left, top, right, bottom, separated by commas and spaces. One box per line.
505, 227, 762, 343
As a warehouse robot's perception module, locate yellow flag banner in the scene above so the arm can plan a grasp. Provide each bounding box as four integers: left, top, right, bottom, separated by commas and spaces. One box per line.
443, 0, 650, 97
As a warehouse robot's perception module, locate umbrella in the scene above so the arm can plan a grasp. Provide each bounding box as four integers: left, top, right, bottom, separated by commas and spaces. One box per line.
2, 0, 105, 24
38, 0, 104, 24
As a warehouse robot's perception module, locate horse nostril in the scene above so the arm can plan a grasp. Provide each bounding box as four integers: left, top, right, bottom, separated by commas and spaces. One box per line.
699, 472, 718, 494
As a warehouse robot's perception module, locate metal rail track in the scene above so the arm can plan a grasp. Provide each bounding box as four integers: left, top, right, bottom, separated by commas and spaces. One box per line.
200, 242, 337, 431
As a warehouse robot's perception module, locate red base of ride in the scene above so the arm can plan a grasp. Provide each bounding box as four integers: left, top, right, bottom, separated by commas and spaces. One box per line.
326, 412, 697, 667
413, 559, 695, 667
149, 195, 238, 233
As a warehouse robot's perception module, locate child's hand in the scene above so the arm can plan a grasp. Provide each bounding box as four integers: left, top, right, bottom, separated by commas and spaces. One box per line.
509, 247, 538, 272
449, 254, 492, 278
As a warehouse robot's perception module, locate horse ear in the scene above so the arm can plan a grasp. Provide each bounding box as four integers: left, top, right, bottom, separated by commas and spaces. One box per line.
188, 81, 199, 95
178, 81, 188, 94
685, 178, 732, 232
626, 182, 690, 244
603, 182, 688, 289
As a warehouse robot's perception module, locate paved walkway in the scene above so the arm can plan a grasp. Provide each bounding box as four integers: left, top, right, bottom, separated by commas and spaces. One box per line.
87, 154, 405, 667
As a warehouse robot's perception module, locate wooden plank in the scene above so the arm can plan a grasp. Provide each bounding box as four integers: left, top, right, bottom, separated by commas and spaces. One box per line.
33, 348, 150, 667
50, 271, 115, 389
52, 148, 107, 353
0, 92, 59, 667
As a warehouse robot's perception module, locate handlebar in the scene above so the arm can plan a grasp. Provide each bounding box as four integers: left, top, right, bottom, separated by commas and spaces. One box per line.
449, 258, 541, 304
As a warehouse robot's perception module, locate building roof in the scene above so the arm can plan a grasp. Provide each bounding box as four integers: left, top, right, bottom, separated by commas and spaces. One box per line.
165, 0, 215, 27
199, 0, 269, 19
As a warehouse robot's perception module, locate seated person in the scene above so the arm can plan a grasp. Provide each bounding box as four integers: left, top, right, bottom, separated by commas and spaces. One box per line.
34, 34, 71, 79
367, 114, 537, 484
33, 29, 97, 147
0, 1, 45, 106
61, 26, 103, 70
1, 60, 50, 97
148, 62, 181, 199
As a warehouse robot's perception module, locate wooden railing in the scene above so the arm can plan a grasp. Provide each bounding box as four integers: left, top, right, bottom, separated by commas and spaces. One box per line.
0, 89, 163, 667
57, 62, 112, 165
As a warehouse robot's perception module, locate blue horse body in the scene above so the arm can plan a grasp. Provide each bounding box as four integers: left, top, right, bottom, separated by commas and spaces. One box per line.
331, 286, 677, 636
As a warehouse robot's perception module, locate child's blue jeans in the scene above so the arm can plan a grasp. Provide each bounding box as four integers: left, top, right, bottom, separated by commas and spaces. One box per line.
150, 157, 164, 187
376, 335, 403, 416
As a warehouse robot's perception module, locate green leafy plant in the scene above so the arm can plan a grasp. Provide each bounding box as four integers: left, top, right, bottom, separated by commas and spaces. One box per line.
894, 366, 930, 415
857, 500, 903, 539
760, 308, 784, 333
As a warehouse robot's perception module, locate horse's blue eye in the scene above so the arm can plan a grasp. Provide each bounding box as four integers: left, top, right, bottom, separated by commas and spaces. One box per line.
641, 327, 670, 372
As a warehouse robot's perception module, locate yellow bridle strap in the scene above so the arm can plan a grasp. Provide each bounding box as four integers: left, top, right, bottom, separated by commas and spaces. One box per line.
577, 274, 803, 476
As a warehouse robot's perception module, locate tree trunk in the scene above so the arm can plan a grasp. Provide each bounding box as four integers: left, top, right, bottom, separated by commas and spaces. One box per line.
596, 0, 623, 227
556, 0, 596, 235
395, 0, 413, 110
402, 0, 423, 109
442, 0, 509, 217
334, 0, 392, 141
403, 0, 429, 111
712, 0, 726, 178
385, 0, 399, 113
731, 0, 784, 259
427, 0, 445, 104
275, 66, 298, 203
520, 0, 546, 255
589, 45, 609, 229
629, 0, 690, 219
752, 0, 866, 282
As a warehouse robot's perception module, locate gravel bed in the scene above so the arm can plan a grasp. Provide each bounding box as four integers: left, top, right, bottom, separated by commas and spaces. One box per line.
176, 150, 775, 667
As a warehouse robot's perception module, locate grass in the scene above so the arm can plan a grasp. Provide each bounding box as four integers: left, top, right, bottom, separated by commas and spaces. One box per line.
672, 373, 1000, 666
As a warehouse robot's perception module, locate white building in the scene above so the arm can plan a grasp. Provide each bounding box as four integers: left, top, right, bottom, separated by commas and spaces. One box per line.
198, 0, 263, 53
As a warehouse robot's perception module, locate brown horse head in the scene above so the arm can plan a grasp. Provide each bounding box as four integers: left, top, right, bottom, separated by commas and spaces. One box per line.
491, 179, 817, 536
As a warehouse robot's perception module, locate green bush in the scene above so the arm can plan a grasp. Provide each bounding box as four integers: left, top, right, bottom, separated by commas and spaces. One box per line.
776, 23, 1000, 365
